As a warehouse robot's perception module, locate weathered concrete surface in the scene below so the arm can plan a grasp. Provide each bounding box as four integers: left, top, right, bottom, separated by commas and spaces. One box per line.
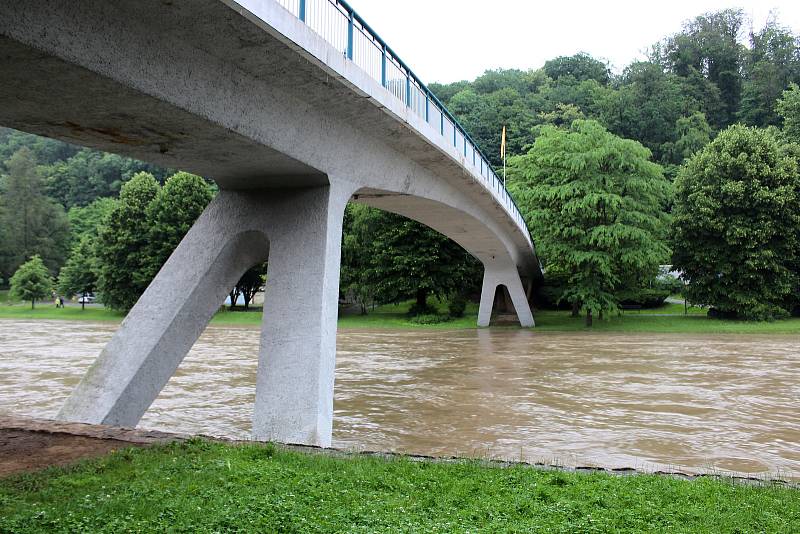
1, 0, 541, 446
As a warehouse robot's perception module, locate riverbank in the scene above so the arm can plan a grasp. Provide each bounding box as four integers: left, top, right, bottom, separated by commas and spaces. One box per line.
2, 299, 800, 334
0, 418, 796, 532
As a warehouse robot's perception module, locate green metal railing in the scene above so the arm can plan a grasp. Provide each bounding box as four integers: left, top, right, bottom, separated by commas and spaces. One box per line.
275, 0, 532, 246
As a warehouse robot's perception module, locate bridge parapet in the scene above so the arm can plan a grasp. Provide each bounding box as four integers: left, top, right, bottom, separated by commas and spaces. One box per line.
274, 0, 532, 249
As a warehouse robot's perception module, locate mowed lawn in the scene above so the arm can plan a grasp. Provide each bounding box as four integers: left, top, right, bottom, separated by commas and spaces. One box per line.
0, 440, 796, 533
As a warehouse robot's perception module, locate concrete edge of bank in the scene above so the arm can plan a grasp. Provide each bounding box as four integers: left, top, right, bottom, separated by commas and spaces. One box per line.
1, 415, 795, 488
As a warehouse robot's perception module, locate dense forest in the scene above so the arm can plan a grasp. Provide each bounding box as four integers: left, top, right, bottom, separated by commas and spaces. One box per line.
1, 9, 799, 322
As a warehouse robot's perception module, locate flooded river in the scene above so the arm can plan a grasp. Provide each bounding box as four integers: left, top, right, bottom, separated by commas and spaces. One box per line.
0, 319, 798, 477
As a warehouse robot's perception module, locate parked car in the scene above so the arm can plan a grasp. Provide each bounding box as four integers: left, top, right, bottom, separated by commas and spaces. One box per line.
77, 294, 96, 304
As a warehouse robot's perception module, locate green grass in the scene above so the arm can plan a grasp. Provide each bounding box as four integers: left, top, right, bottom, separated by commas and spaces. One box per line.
532, 309, 800, 334
0, 440, 795, 533
2, 298, 799, 334
0, 301, 125, 322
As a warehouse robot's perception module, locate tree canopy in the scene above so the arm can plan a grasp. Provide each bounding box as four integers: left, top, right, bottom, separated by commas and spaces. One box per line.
0, 147, 69, 281
509, 120, 671, 325
341, 205, 480, 315
671, 125, 800, 320
10, 255, 53, 309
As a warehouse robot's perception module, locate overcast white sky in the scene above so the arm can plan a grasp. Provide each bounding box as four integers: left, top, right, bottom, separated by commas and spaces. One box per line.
345, 0, 800, 84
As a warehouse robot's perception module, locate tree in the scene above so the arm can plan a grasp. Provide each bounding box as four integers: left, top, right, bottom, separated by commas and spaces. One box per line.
139, 172, 213, 285
663, 112, 712, 171
95, 172, 161, 311
58, 236, 98, 310
340, 204, 377, 314
9, 255, 53, 309
544, 53, 610, 85
342, 206, 481, 314
777, 83, 800, 142
44, 148, 171, 209
603, 62, 694, 164
0, 147, 70, 281
229, 263, 267, 311
739, 19, 800, 127
509, 120, 671, 326
655, 9, 746, 129
66, 197, 118, 247
671, 125, 800, 320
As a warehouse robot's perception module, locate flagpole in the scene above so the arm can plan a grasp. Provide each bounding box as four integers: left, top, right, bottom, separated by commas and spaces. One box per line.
501, 125, 507, 187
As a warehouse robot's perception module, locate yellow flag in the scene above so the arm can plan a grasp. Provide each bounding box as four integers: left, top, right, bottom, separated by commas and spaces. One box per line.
501, 126, 507, 159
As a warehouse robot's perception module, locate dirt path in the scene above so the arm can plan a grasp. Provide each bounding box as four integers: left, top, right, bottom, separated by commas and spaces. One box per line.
0, 415, 185, 477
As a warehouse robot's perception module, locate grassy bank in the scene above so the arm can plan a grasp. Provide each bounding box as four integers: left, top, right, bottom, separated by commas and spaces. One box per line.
2, 298, 799, 334
0, 440, 796, 532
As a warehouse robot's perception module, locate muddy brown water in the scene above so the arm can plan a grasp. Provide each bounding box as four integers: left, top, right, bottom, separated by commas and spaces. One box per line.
0, 319, 798, 477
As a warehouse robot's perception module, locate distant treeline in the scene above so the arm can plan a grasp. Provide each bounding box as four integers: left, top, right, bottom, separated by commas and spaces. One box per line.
430, 9, 800, 177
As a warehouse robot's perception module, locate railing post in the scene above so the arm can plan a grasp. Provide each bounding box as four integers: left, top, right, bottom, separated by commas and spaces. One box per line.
347, 11, 354, 60
299, 0, 306, 22
453, 125, 456, 147
381, 45, 387, 88
440, 113, 444, 136
406, 75, 411, 108
425, 92, 430, 122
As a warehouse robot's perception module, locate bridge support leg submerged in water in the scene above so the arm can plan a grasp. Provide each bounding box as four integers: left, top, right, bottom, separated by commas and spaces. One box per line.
477, 262, 535, 328
58, 185, 350, 447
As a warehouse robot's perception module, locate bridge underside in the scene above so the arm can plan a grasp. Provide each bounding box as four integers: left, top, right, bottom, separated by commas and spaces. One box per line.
1, 0, 538, 447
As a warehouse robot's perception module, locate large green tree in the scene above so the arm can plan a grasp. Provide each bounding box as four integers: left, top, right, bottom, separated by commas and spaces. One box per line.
655, 9, 746, 129
95, 172, 161, 311
139, 171, 213, 285
0, 147, 70, 281
672, 125, 800, 320
9, 255, 53, 309
739, 20, 800, 127
342, 206, 480, 314
509, 120, 671, 326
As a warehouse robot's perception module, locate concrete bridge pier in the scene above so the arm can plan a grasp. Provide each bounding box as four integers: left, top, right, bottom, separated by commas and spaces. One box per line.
477, 262, 535, 328
58, 184, 351, 448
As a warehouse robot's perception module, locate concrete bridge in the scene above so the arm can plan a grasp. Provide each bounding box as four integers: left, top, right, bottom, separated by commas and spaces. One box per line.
0, 0, 541, 446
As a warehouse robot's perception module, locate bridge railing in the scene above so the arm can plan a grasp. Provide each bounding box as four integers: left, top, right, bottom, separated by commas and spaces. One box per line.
274, 0, 531, 245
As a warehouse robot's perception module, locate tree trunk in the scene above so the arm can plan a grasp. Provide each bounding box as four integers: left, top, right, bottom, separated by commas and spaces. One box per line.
571, 301, 580, 317
585, 309, 593, 327
31, 299, 35, 310
599, 309, 604, 320
81, 291, 85, 311
416, 288, 428, 309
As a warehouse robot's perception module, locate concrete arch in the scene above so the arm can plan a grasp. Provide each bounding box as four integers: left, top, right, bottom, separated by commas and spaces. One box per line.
351, 188, 535, 328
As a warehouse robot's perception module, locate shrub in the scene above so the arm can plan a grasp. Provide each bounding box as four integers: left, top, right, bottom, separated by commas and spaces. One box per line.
409, 314, 452, 325
447, 295, 467, 318
407, 302, 438, 317
617, 288, 670, 308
